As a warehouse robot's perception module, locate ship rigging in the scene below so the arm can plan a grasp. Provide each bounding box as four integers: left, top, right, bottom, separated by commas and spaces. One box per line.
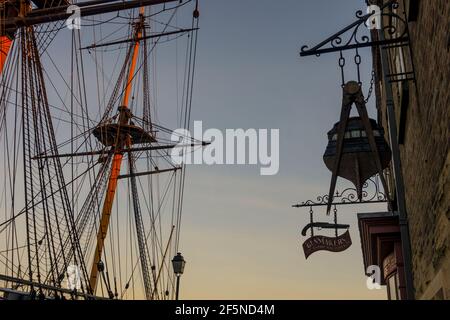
0, 0, 202, 299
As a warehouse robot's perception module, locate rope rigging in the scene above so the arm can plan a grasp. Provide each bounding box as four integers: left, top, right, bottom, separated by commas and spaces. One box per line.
0, 0, 201, 300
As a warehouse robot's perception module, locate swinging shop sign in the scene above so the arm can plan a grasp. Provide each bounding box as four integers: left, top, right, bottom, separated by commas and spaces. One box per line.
303, 230, 352, 259
293, 1, 409, 260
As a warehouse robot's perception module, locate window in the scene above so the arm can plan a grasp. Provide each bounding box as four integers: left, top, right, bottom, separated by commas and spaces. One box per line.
387, 274, 399, 300
408, 0, 420, 22
395, 273, 402, 300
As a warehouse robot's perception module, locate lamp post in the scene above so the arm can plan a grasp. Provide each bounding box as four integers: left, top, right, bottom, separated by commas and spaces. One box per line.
172, 252, 186, 300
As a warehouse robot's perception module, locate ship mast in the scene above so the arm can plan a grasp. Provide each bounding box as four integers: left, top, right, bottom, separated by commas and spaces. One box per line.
0, 0, 201, 299
88, 6, 146, 294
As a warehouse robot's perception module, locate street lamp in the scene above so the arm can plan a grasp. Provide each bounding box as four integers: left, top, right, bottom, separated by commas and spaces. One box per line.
172, 252, 186, 300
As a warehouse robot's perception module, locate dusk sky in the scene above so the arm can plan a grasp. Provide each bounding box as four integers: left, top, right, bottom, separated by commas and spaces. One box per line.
2, 0, 448, 306
176, 0, 387, 299
0, 0, 389, 300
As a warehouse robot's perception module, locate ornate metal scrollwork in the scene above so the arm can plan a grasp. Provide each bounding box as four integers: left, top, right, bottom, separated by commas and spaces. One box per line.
300, 0, 409, 57
292, 175, 388, 208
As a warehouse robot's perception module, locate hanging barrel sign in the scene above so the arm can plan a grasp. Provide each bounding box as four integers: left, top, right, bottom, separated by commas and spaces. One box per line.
302, 230, 352, 259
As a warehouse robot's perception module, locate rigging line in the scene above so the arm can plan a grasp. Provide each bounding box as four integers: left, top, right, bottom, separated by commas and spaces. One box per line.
179, 22, 190, 128
1, 136, 16, 276
0, 251, 22, 275
87, 42, 123, 118
91, 13, 103, 117
33, 23, 66, 34
97, 41, 134, 123
150, 225, 174, 298
81, 28, 195, 50
88, 22, 130, 46
37, 21, 66, 56
121, 171, 175, 298
4, 81, 92, 141
33, 126, 99, 162
47, 113, 93, 128
45, 130, 99, 160
107, 190, 117, 294
1, 44, 21, 264
78, 15, 121, 27
130, 116, 204, 143
140, 170, 173, 292
42, 51, 84, 116
21, 27, 41, 286
0, 45, 21, 201
143, 153, 156, 274
128, 150, 153, 299
127, 176, 138, 300
115, 186, 122, 298
76, 27, 100, 219
175, 8, 180, 124
0, 42, 20, 134
28, 27, 89, 290
71, 28, 76, 227
107, 5, 179, 111
73, 28, 94, 216
5, 103, 21, 245
49, 155, 113, 263
176, 7, 199, 251
74, 157, 112, 260
117, 0, 192, 21
146, 32, 187, 45
5, 78, 22, 276
148, 16, 185, 31
0, 161, 100, 232
138, 170, 175, 247
0, 85, 96, 125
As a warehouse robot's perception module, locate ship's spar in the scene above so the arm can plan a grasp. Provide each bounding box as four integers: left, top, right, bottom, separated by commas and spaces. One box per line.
0, 0, 202, 299
0, 0, 183, 75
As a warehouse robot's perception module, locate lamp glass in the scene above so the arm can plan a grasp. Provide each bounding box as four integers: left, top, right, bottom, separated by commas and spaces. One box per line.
172, 253, 186, 275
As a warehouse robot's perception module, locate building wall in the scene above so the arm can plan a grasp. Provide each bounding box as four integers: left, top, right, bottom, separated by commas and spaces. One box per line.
375, 0, 450, 299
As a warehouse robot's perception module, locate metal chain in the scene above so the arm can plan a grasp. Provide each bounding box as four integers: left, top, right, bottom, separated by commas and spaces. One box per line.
333, 206, 338, 237
338, 50, 375, 102
338, 51, 346, 87
354, 48, 362, 85
364, 69, 376, 103
309, 206, 314, 237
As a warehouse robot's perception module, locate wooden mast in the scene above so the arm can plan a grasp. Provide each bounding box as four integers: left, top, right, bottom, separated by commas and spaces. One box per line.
89, 6, 145, 294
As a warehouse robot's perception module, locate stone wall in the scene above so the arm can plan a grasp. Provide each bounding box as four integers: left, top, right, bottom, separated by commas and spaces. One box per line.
376, 0, 450, 299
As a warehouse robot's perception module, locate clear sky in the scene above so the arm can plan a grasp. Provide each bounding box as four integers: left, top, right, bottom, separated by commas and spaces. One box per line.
177, 0, 387, 299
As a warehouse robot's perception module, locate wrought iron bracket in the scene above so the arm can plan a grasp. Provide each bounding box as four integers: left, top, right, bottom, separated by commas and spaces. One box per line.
292, 176, 388, 209
299, 0, 410, 57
